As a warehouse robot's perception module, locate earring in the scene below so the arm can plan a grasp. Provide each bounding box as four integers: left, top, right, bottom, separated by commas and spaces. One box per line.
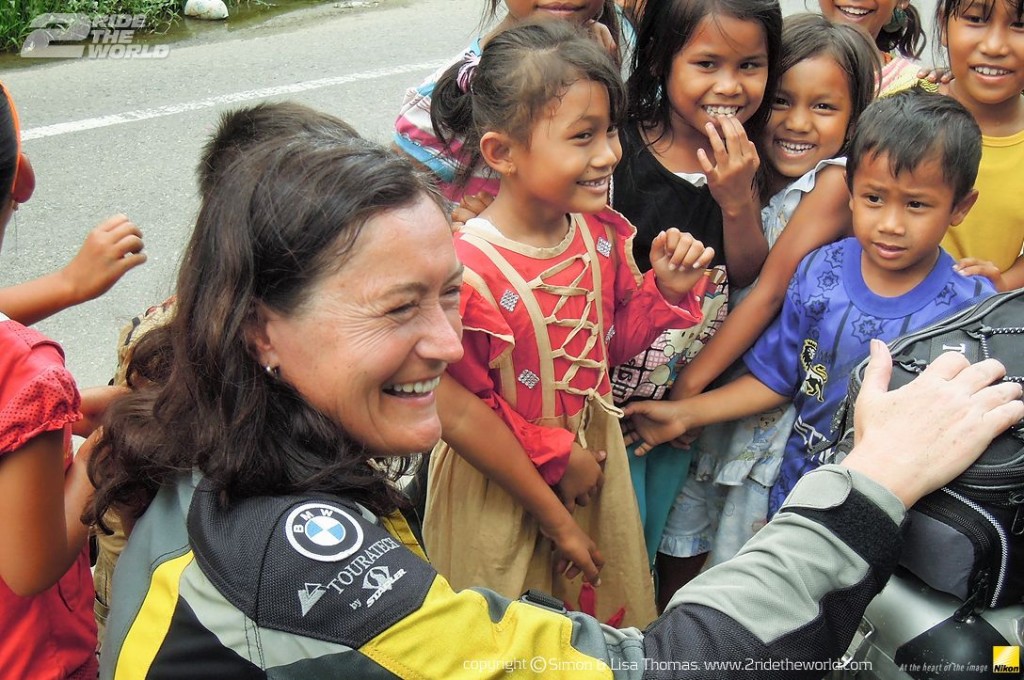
264, 364, 279, 378
883, 7, 908, 33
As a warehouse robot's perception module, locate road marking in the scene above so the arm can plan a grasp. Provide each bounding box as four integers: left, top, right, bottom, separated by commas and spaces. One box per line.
21, 60, 447, 141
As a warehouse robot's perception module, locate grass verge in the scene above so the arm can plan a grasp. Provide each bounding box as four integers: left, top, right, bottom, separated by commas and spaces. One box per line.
0, 0, 261, 54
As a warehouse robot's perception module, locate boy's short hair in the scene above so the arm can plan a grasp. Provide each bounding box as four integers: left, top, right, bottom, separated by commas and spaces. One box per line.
197, 102, 360, 197
846, 87, 981, 204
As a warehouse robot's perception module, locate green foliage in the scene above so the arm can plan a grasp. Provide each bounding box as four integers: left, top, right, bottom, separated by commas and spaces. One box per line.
0, 0, 254, 53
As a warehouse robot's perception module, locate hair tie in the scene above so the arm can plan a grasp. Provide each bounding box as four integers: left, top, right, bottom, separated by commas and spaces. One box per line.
456, 52, 481, 94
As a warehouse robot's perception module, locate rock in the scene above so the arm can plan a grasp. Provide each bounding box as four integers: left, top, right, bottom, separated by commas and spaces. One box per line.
183, 0, 229, 20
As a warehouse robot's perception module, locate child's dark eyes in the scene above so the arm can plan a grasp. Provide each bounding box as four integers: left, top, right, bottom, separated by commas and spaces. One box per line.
740, 61, 764, 71
812, 102, 839, 112
863, 194, 882, 204
907, 200, 928, 209
772, 96, 789, 109
694, 60, 716, 69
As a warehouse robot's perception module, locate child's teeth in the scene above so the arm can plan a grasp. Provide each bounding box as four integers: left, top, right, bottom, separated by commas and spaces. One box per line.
705, 106, 740, 116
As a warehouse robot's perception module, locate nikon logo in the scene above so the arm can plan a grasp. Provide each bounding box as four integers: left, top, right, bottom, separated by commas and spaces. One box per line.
993, 646, 1020, 674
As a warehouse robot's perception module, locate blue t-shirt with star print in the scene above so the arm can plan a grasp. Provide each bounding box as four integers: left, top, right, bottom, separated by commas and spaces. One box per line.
744, 237, 994, 516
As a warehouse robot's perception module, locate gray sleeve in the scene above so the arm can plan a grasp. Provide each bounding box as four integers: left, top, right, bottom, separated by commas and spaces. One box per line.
640, 465, 906, 679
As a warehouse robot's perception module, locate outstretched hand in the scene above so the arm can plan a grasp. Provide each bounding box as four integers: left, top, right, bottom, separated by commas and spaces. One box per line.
61, 214, 146, 304
622, 399, 697, 456
842, 339, 1024, 507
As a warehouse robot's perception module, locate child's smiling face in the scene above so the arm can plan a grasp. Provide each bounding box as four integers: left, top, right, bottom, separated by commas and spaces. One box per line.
818, 0, 906, 41
764, 55, 854, 184
664, 14, 769, 138
850, 151, 978, 295
943, 0, 1024, 114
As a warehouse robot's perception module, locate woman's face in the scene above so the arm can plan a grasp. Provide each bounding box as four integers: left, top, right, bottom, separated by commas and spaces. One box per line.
254, 196, 465, 456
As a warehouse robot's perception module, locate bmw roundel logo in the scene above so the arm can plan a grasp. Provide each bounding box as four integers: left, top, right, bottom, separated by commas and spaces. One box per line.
285, 502, 364, 562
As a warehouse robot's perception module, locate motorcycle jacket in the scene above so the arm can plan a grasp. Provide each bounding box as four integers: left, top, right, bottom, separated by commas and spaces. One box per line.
100, 464, 907, 679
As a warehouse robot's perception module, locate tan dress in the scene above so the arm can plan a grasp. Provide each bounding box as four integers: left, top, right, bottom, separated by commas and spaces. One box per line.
425, 210, 702, 628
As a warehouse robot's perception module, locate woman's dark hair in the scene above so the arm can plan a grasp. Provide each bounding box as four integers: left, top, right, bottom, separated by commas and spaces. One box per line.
877, 2, 925, 59
431, 20, 626, 188
481, 0, 622, 63
847, 87, 982, 205
0, 83, 19, 206
778, 14, 881, 156
627, 0, 784, 145
87, 135, 444, 528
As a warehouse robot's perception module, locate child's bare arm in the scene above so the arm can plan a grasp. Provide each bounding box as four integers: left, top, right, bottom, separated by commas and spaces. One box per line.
0, 215, 145, 325
672, 165, 852, 399
437, 375, 604, 584
698, 117, 768, 288
0, 430, 93, 596
73, 385, 130, 438
624, 374, 788, 455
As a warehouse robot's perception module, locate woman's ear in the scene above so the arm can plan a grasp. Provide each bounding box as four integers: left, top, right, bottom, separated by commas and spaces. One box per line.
245, 304, 279, 371
11, 153, 34, 204
480, 131, 516, 176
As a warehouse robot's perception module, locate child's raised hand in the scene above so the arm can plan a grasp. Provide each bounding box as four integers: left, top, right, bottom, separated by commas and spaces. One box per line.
555, 443, 606, 512
954, 257, 1006, 291
649, 228, 714, 303
583, 18, 617, 60
698, 117, 759, 216
623, 399, 697, 456
62, 214, 146, 304
540, 512, 605, 586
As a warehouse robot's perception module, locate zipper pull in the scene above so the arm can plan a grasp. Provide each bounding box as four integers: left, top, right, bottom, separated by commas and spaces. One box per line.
954, 571, 989, 621
1011, 492, 1024, 536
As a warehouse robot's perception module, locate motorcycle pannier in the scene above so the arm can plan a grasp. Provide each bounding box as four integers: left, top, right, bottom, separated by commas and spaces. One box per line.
828, 288, 1024, 614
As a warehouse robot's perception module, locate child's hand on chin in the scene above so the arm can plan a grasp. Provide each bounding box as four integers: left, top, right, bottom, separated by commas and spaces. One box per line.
649, 228, 714, 303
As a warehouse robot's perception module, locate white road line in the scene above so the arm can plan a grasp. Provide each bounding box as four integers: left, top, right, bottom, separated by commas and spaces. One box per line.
21, 60, 446, 141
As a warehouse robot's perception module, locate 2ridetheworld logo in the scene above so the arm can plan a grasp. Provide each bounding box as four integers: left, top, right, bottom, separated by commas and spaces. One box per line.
20, 14, 170, 59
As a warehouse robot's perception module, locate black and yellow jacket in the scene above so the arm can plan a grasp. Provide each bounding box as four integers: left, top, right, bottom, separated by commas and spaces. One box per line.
100, 465, 906, 679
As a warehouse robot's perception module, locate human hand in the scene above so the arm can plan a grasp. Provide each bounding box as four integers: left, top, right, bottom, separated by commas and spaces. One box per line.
540, 512, 605, 585
622, 399, 698, 456
74, 386, 130, 438
954, 258, 1006, 291
583, 18, 617, 59
698, 117, 759, 217
61, 214, 146, 304
451, 191, 494, 231
916, 65, 953, 85
649, 228, 715, 303
842, 339, 1024, 507
556, 444, 606, 512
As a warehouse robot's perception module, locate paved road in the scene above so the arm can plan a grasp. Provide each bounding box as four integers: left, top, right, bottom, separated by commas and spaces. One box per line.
1, 0, 482, 389
1, 0, 939, 390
